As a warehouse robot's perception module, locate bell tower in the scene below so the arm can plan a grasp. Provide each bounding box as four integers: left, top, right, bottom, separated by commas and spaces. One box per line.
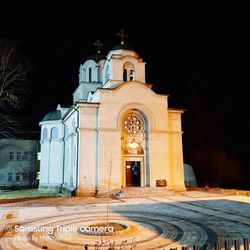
102, 29, 146, 88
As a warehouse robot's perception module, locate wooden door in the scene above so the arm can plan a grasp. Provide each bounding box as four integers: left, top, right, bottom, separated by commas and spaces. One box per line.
126, 161, 133, 187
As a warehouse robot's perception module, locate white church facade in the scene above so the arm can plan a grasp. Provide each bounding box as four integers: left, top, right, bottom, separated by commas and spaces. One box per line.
39, 38, 186, 195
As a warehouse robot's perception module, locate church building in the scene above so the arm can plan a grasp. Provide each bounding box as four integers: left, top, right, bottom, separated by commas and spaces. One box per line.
39, 32, 186, 195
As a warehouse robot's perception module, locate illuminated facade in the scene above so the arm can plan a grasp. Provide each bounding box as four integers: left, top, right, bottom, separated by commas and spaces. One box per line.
39, 42, 186, 195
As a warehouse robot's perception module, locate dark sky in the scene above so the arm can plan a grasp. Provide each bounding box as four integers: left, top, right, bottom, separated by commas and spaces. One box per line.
1, 4, 249, 188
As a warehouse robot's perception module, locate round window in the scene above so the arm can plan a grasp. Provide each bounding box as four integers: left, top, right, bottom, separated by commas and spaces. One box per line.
124, 115, 141, 134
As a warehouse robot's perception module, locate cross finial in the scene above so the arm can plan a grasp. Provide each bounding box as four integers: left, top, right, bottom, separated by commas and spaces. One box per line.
117, 29, 128, 45
93, 40, 103, 54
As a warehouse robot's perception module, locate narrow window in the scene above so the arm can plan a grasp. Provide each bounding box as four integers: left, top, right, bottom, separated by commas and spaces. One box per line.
130, 70, 134, 80
22, 152, 28, 161
42, 128, 48, 140
16, 173, 21, 181
51, 127, 59, 139
123, 62, 135, 82
89, 67, 92, 82
16, 152, 22, 161
8, 173, 13, 182
82, 68, 86, 82
9, 152, 14, 161
123, 69, 127, 81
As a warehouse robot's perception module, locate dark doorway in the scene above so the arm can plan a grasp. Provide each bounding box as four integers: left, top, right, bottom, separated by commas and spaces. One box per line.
126, 161, 141, 187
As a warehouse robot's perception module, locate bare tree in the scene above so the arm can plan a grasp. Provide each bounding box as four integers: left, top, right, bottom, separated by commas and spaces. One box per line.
0, 112, 24, 138
105, 152, 116, 224
22, 165, 38, 186
0, 39, 29, 108
10, 162, 38, 187
0, 39, 30, 138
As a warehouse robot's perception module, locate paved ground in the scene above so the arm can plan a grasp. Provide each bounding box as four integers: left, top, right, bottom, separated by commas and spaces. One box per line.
0, 191, 250, 249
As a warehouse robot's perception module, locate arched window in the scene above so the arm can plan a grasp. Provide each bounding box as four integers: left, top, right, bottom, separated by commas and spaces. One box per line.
130, 69, 134, 81
124, 142, 144, 155
51, 127, 59, 140
42, 128, 48, 140
88, 67, 92, 82
82, 68, 86, 82
123, 69, 128, 81
123, 62, 135, 82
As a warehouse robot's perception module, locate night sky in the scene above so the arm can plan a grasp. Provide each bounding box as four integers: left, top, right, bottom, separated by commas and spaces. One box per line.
1, 4, 249, 189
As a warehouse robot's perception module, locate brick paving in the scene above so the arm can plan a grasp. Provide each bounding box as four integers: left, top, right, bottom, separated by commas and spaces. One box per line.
0, 191, 250, 249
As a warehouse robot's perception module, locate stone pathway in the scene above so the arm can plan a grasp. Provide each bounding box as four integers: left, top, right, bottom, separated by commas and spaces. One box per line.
0, 191, 250, 249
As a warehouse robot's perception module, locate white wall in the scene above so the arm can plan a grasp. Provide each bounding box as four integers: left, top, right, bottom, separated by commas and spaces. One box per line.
63, 109, 78, 192
39, 120, 64, 191
81, 60, 99, 82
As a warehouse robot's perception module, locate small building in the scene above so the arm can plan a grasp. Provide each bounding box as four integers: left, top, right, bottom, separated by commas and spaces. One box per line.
39, 38, 186, 195
0, 139, 38, 189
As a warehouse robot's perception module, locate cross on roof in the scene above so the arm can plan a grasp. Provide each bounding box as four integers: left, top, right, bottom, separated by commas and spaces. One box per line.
117, 29, 128, 45
93, 40, 103, 54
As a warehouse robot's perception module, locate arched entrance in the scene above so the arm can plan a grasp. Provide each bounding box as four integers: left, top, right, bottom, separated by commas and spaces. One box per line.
121, 110, 149, 187
124, 142, 144, 187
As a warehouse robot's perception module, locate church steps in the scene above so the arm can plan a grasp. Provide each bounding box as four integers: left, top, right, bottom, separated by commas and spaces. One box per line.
95, 187, 176, 198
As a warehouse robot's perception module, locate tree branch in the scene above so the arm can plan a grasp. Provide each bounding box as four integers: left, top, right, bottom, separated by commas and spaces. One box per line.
0, 39, 29, 109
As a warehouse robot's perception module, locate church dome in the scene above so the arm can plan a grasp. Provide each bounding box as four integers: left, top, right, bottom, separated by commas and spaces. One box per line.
107, 44, 139, 60
84, 53, 105, 63
42, 110, 61, 121
111, 44, 134, 51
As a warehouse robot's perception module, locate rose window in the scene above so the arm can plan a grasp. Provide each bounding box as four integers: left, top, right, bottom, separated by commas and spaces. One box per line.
124, 116, 141, 134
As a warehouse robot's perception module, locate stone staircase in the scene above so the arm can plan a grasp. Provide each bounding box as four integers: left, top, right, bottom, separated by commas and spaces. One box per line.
96, 187, 176, 199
